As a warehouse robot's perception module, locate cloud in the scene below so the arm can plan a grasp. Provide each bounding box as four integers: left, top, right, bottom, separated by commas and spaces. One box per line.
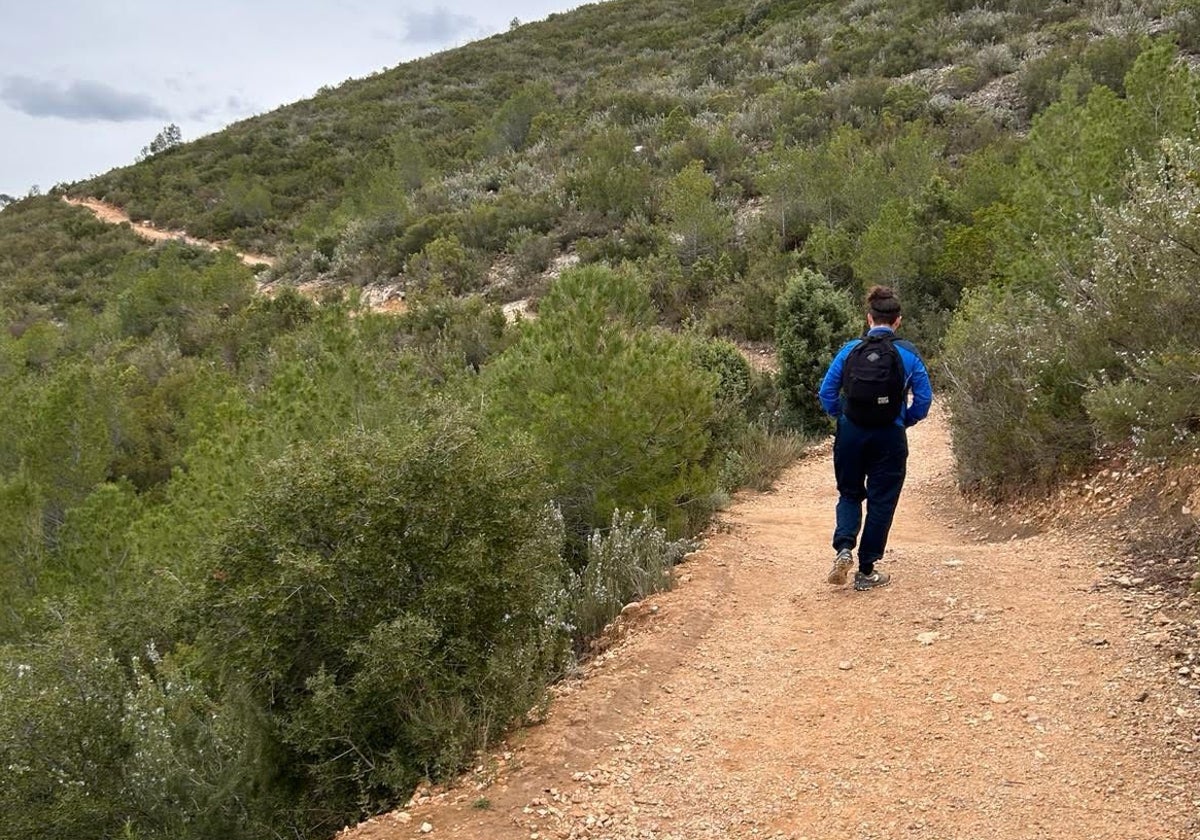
0, 76, 169, 122
187, 94, 260, 124
402, 7, 479, 43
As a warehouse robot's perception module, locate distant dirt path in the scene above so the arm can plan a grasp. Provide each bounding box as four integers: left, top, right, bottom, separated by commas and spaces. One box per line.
63, 196, 276, 268
347, 411, 1200, 840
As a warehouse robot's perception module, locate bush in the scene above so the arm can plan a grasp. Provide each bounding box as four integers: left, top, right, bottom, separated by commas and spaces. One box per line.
719, 424, 806, 492
507, 227, 556, 279
0, 630, 135, 840
404, 234, 484, 295
574, 214, 665, 266
484, 265, 720, 542
1085, 353, 1200, 455
940, 287, 1093, 494
692, 336, 755, 465
775, 269, 857, 434
196, 414, 570, 834
570, 509, 691, 642
1080, 139, 1200, 455
565, 128, 655, 223
0, 626, 254, 840
706, 241, 796, 342
663, 160, 733, 266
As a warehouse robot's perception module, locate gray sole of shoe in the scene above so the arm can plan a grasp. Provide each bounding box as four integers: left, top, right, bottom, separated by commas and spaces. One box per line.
826, 560, 853, 585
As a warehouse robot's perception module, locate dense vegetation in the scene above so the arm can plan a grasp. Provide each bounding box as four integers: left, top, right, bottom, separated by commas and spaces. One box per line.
7, 0, 1200, 837
0, 197, 783, 838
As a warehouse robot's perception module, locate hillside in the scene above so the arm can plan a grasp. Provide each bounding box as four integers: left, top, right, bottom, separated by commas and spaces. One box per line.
4, 0, 1200, 838
71, 1, 1195, 332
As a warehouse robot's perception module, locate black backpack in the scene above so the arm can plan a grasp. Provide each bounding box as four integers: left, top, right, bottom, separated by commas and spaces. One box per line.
842, 333, 905, 428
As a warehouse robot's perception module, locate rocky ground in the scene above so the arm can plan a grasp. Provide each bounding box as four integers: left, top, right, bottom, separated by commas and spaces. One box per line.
344, 411, 1200, 840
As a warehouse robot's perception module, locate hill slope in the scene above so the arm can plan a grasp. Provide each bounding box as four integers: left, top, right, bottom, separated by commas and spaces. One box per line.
71, 0, 1188, 264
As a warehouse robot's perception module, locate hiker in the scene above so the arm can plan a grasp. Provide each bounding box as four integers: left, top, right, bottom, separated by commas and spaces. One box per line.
818, 285, 932, 591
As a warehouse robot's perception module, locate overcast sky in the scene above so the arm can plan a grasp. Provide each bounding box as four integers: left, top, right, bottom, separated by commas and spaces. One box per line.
0, 1, 586, 198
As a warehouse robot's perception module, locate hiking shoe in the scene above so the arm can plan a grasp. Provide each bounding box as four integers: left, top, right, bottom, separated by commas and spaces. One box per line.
854, 570, 891, 591
826, 549, 854, 585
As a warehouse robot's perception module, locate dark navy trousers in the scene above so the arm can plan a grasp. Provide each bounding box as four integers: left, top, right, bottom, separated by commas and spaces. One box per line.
832, 417, 908, 574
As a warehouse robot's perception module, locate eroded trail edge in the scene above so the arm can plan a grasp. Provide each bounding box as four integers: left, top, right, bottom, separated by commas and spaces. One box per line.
348, 412, 1200, 840
63, 196, 277, 268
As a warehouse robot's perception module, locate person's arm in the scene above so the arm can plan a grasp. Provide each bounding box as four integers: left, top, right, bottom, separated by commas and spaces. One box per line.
904, 350, 933, 426
818, 342, 854, 417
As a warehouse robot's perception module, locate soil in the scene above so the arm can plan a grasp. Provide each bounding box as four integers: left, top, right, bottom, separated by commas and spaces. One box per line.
344, 410, 1200, 840
62, 196, 276, 268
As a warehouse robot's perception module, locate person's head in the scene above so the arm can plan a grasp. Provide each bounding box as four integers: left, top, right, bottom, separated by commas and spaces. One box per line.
866, 285, 902, 329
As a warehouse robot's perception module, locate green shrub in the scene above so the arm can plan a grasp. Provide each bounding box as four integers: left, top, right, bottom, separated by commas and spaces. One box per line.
480, 82, 556, 155
691, 336, 755, 468
663, 160, 733, 266
574, 214, 665, 266
565, 128, 655, 223
1017, 34, 1147, 117
719, 424, 806, 492
571, 509, 691, 642
405, 234, 484, 295
775, 269, 857, 434
1080, 139, 1200, 455
484, 265, 720, 542
197, 414, 569, 834
1174, 0, 1200, 52
707, 241, 796, 342
0, 627, 255, 840
507, 227, 556, 279
1085, 353, 1200, 455
940, 287, 1093, 494
0, 631, 135, 839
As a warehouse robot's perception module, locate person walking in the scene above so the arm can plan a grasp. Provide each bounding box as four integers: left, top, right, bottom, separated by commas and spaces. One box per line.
818, 285, 932, 591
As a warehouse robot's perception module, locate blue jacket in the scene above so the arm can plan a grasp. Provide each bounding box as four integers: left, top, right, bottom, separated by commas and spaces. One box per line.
818, 326, 933, 428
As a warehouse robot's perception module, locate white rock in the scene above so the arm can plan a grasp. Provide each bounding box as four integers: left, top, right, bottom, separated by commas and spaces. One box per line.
838, 660, 854, 670
421, 823, 433, 834
992, 692, 1009, 704
916, 631, 940, 645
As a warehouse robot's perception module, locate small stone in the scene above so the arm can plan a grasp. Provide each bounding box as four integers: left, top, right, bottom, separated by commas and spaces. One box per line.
421, 823, 433, 834
838, 660, 854, 671
943, 558, 964, 568
916, 631, 940, 646
1135, 690, 1150, 702
991, 692, 1009, 704
396, 813, 412, 824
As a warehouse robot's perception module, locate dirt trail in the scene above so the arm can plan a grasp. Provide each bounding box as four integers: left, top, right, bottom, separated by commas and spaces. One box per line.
62, 195, 420, 312
63, 196, 276, 268
347, 411, 1200, 840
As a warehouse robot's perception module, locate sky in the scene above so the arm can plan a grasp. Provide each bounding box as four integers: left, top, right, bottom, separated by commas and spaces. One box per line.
0, 1, 586, 198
